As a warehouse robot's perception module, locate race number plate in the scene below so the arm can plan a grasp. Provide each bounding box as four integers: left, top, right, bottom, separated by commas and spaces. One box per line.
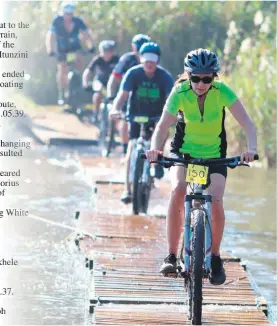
67, 52, 77, 63
133, 116, 149, 123
186, 164, 209, 185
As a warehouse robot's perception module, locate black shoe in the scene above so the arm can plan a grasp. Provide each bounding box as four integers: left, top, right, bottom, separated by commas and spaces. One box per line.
120, 191, 132, 204
159, 254, 177, 274
209, 254, 226, 285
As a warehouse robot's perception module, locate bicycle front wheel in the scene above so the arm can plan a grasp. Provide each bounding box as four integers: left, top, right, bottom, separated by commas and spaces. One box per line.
141, 162, 152, 214
189, 209, 205, 325
132, 149, 144, 215
99, 104, 108, 148
104, 119, 116, 157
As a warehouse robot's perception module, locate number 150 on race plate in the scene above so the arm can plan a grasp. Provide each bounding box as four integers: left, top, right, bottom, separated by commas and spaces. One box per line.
186, 164, 209, 185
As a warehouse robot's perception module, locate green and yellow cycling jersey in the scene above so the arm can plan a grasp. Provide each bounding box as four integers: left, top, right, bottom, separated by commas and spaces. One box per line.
165, 80, 238, 158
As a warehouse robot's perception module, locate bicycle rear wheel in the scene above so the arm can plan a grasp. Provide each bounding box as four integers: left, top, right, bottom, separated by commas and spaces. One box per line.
188, 209, 205, 325
68, 71, 82, 110
132, 149, 144, 215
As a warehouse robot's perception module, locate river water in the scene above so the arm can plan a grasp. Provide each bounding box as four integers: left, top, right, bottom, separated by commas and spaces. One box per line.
0, 141, 276, 324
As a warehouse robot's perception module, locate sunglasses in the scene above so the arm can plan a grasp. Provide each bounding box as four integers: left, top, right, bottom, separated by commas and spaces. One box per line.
190, 75, 214, 84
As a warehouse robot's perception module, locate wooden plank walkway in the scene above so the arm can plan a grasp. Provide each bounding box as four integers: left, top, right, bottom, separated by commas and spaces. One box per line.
75, 156, 270, 325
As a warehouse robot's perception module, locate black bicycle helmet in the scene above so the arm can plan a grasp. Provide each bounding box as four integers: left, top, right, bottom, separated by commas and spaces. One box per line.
184, 48, 220, 74
132, 34, 151, 51
98, 40, 116, 53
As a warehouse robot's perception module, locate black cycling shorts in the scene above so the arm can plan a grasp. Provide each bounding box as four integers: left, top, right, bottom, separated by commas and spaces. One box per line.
129, 121, 155, 140
169, 151, 227, 179
57, 45, 82, 62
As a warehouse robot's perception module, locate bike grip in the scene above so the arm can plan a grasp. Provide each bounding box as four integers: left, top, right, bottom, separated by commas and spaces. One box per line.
140, 153, 164, 161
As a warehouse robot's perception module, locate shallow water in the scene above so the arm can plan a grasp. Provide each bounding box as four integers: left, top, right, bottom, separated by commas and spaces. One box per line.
0, 145, 276, 324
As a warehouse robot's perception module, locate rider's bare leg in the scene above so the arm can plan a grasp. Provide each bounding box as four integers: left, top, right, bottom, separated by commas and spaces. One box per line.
124, 140, 133, 193
75, 52, 83, 72
207, 173, 226, 256
93, 91, 103, 121
120, 120, 129, 154
167, 165, 187, 255
57, 61, 68, 91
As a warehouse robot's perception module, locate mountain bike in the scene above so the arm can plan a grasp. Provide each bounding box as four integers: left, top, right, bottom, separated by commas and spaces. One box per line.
53, 51, 93, 124
98, 95, 116, 157
141, 152, 259, 325
129, 116, 160, 215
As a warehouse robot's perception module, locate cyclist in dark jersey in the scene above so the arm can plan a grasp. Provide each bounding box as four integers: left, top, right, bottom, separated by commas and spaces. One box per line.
110, 42, 174, 204
145, 48, 257, 285
82, 40, 119, 123
107, 34, 151, 154
46, 2, 95, 105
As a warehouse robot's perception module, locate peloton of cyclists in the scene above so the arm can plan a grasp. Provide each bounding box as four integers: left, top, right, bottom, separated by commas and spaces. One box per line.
46, 1, 95, 105
110, 42, 174, 204
82, 40, 119, 124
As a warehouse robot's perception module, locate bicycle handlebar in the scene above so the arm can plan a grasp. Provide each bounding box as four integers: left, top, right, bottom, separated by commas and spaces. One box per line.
127, 116, 161, 123
140, 153, 259, 168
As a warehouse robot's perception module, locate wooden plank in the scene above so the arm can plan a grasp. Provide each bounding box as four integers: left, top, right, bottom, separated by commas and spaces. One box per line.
94, 304, 269, 325
76, 156, 270, 325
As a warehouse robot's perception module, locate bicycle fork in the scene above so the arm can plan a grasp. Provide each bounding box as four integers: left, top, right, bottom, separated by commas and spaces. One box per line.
183, 192, 212, 277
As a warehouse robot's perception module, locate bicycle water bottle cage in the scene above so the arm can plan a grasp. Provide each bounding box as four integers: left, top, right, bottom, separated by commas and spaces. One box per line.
67, 52, 77, 63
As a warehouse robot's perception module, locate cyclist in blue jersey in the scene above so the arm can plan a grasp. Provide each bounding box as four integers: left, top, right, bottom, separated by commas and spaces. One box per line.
82, 40, 119, 123
46, 2, 95, 105
107, 34, 151, 154
110, 42, 174, 204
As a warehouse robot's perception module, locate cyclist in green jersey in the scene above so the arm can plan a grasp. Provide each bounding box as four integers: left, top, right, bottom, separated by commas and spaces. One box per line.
145, 48, 257, 285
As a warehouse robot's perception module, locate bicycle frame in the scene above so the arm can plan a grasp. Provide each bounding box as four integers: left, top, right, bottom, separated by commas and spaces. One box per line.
183, 183, 212, 277
130, 122, 151, 183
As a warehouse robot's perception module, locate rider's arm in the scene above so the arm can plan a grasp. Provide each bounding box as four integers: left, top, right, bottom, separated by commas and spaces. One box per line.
46, 17, 57, 53
112, 90, 129, 112
107, 74, 121, 99
82, 56, 97, 87
46, 31, 56, 53
150, 85, 180, 151
77, 18, 94, 48
163, 70, 174, 98
107, 54, 128, 98
229, 100, 257, 152
82, 68, 92, 88
112, 68, 135, 112
81, 29, 94, 48
220, 82, 257, 154
151, 111, 177, 151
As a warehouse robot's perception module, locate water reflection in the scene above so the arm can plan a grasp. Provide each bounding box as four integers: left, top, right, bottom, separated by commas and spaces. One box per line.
224, 166, 277, 310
